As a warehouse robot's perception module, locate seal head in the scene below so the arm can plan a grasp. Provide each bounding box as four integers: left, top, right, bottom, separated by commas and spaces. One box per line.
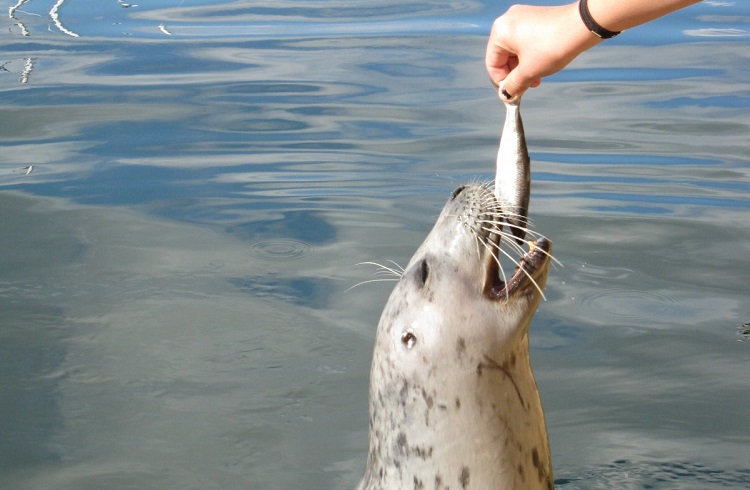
358, 184, 553, 490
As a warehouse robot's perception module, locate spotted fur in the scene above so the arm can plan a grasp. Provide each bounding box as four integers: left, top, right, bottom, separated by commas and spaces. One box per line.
357, 184, 553, 490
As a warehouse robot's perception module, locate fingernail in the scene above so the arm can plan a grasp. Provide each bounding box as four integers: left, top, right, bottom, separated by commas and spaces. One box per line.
500, 87, 513, 101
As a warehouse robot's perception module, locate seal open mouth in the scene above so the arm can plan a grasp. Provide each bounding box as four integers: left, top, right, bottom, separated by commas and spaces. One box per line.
484, 237, 551, 301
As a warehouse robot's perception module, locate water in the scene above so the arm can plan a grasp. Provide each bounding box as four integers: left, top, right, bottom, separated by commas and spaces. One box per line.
1, 1, 749, 488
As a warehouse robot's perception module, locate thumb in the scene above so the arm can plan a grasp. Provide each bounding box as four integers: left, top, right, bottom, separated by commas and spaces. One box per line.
498, 68, 540, 102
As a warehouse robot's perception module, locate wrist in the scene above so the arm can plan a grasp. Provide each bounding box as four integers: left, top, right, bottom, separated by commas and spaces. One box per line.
579, 0, 622, 38
563, 1, 604, 56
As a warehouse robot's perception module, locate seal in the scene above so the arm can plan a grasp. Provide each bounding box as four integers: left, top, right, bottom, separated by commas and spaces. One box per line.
357, 183, 553, 490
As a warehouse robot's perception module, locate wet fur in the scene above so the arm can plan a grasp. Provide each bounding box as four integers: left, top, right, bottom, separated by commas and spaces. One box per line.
357, 183, 554, 490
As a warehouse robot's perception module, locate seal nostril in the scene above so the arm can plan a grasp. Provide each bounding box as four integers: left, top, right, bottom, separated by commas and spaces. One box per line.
451, 185, 467, 200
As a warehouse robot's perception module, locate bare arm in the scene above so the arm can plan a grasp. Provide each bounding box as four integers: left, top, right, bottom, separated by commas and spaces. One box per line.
486, 0, 702, 100
587, 0, 701, 33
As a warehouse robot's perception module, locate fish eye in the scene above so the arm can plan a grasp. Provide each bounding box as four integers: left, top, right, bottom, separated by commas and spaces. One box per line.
401, 330, 417, 349
418, 259, 430, 287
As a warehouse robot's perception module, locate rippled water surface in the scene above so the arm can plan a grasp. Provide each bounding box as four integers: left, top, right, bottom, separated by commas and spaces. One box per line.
1, 1, 749, 488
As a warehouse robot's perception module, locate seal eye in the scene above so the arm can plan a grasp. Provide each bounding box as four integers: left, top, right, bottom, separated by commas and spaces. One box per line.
418, 259, 430, 287
401, 330, 417, 349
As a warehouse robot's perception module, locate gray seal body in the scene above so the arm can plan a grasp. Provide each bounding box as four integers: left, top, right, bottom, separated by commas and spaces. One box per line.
358, 184, 553, 490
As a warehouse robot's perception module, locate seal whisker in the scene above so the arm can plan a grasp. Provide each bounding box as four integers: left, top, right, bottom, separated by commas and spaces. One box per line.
478, 223, 527, 257
499, 228, 560, 268
483, 232, 525, 270
478, 222, 561, 268
345, 277, 401, 293
476, 230, 511, 300
356, 261, 404, 278
386, 260, 406, 274
473, 227, 484, 265
529, 242, 561, 267
476, 230, 548, 301
481, 211, 535, 233
476, 215, 561, 268
492, 241, 547, 301
347, 261, 405, 292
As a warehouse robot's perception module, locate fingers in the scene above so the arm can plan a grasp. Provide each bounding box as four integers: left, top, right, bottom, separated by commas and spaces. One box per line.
486, 12, 540, 101
486, 14, 517, 88
498, 71, 543, 103
498, 74, 524, 102
485, 44, 511, 89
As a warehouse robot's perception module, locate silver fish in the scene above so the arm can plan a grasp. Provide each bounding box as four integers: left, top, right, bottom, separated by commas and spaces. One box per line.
494, 97, 530, 243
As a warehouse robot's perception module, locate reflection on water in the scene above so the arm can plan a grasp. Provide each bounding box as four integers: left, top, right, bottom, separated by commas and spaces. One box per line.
556, 460, 750, 489
0, 57, 35, 83
9, 0, 79, 38
1, 0, 749, 488
8, 0, 32, 36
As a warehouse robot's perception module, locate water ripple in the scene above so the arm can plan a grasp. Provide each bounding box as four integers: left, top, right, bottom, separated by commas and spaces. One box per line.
575, 287, 683, 323
556, 459, 750, 488
245, 238, 312, 261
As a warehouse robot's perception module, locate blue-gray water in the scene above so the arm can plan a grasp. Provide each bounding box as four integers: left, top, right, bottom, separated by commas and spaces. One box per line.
1, 1, 749, 488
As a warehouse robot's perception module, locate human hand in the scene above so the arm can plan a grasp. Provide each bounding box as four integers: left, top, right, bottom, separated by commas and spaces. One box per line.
486, 2, 601, 100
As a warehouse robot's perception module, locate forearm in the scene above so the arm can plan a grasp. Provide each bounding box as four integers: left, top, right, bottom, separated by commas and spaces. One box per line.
585, 0, 702, 34
486, 0, 702, 98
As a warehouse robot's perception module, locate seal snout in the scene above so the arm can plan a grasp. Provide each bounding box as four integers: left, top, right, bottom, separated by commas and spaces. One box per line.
444, 183, 552, 303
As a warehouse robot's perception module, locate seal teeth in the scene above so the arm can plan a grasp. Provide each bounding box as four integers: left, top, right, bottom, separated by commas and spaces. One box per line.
487, 238, 552, 301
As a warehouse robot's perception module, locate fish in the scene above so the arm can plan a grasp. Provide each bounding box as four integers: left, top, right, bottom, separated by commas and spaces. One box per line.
494, 95, 530, 243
